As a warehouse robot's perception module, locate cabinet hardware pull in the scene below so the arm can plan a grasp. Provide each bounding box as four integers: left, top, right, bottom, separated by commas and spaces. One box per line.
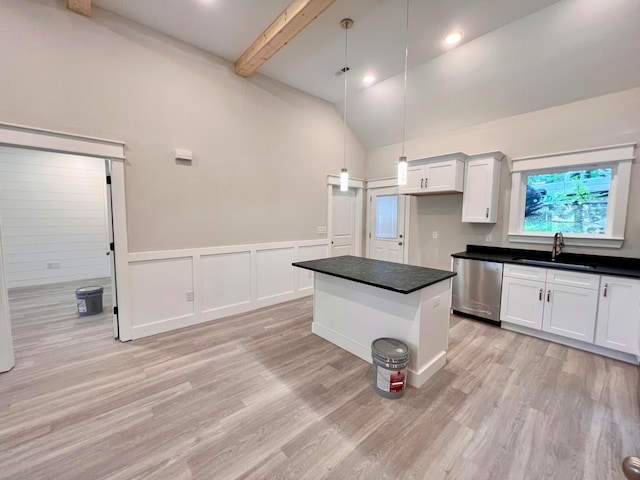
425, 178, 428, 188
398, 242, 403, 246
486, 207, 489, 218
421, 178, 424, 189
547, 290, 551, 302
604, 283, 608, 297
539, 289, 543, 301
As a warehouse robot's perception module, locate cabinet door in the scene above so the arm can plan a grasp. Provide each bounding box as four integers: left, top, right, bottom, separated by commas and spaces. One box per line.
542, 284, 598, 343
500, 277, 545, 329
424, 160, 462, 192
595, 276, 640, 355
462, 157, 501, 223
461, 159, 492, 222
399, 165, 425, 194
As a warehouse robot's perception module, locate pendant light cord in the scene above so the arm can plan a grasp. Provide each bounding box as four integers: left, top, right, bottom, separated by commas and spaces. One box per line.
401, 0, 409, 158
343, 23, 349, 170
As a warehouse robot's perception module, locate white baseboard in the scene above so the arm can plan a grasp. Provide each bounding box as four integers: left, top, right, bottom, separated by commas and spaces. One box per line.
502, 322, 639, 364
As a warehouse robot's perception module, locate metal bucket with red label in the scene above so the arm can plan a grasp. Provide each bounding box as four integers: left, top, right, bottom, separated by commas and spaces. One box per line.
371, 338, 410, 399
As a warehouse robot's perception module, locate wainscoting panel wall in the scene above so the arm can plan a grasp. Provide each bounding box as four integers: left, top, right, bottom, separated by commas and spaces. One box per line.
256, 247, 295, 301
0, 147, 110, 288
201, 251, 251, 313
127, 240, 328, 339
297, 244, 329, 291
129, 257, 194, 338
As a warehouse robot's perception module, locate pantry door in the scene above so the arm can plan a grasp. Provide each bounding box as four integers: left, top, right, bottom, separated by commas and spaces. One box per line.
327, 177, 364, 258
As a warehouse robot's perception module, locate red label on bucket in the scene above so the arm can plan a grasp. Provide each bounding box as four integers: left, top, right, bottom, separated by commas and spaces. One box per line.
376, 367, 406, 393
389, 369, 406, 393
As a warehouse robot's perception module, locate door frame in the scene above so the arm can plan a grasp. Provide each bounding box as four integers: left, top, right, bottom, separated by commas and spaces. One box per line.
366, 177, 411, 264
0, 123, 132, 372
327, 175, 364, 257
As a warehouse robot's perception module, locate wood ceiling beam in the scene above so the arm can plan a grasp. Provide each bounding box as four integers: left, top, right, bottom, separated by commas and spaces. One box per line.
66, 0, 91, 17
235, 0, 336, 77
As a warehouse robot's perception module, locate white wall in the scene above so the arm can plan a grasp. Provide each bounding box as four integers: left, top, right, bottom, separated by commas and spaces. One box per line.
0, 1, 366, 253
0, 147, 110, 288
366, 88, 640, 270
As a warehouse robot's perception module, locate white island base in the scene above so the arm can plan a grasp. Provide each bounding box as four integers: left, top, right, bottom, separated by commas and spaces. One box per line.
312, 272, 452, 388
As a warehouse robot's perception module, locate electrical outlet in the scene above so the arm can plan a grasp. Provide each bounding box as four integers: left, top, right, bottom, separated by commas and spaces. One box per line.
46, 261, 60, 270
432, 231, 438, 239
186, 291, 194, 302
485, 233, 492, 242
317, 226, 327, 235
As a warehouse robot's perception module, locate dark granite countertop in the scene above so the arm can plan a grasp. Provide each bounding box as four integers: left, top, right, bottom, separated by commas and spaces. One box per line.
452, 245, 640, 279
292, 256, 456, 294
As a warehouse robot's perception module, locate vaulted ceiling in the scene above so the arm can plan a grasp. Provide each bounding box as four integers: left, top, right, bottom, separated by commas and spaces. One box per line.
93, 0, 640, 149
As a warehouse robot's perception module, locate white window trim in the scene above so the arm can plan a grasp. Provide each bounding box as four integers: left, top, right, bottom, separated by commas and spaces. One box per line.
508, 143, 636, 248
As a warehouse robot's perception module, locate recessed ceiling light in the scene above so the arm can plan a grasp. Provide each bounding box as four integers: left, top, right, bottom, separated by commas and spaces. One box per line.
444, 30, 464, 46
363, 74, 376, 85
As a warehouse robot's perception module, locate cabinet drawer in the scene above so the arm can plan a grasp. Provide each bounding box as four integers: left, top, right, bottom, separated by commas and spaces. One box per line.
545, 269, 600, 290
503, 264, 546, 281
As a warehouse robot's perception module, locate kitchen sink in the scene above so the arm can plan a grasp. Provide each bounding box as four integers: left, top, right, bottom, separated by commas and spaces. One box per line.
511, 257, 596, 270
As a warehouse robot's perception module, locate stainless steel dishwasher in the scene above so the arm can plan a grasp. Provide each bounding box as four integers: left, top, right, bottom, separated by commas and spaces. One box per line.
451, 257, 503, 324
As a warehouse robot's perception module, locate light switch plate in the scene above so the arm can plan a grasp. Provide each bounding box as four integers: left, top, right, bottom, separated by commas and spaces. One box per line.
317, 226, 327, 235
432, 231, 438, 239
186, 291, 194, 302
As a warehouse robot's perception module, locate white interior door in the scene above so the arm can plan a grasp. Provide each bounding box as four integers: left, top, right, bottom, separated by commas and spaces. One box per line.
368, 188, 406, 263
0, 222, 14, 373
105, 160, 119, 339
330, 186, 357, 257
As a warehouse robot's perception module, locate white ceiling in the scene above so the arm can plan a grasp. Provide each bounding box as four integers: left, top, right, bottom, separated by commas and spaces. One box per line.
93, 0, 640, 149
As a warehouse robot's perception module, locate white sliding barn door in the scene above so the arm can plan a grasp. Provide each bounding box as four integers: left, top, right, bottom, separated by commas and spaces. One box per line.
0, 222, 14, 373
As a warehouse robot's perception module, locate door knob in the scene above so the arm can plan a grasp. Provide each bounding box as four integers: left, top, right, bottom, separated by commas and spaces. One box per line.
623, 457, 640, 480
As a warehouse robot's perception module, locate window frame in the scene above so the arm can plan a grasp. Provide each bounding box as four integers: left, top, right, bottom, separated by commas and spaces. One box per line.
508, 143, 635, 248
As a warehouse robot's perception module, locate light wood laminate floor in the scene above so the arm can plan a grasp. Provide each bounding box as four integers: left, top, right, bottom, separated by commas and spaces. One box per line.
1, 283, 638, 480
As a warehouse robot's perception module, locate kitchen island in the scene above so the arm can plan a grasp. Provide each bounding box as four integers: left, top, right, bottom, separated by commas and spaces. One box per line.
292, 256, 456, 388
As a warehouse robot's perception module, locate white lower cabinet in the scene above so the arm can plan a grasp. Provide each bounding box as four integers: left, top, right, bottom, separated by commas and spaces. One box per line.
595, 276, 640, 355
501, 276, 545, 329
501, 265, 600, 343
542, 283, 599, 343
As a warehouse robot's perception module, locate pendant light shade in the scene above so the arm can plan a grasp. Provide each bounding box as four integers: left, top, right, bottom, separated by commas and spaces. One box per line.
340, 167, 349, 191
397, 0, 410, 186
340, 18, 353, 192
398, 156, 408, 185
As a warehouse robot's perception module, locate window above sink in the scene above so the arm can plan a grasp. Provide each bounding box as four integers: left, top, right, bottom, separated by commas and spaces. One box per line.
508, 143, 636, 248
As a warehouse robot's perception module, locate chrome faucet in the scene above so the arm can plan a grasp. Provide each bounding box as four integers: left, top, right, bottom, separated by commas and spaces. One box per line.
551, 232, 565, 261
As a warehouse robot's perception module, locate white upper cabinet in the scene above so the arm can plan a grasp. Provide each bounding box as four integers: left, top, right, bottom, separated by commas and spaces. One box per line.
461, 152, 504, 223
595, 276, 640, 355
399, 153, 466, 195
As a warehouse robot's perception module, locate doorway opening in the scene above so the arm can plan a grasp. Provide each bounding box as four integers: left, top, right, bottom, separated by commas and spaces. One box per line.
0, 145, 119, 370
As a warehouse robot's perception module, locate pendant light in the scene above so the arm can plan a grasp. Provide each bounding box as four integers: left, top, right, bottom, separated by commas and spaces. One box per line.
340, 18, 353, 192
397, 0, 410, 186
